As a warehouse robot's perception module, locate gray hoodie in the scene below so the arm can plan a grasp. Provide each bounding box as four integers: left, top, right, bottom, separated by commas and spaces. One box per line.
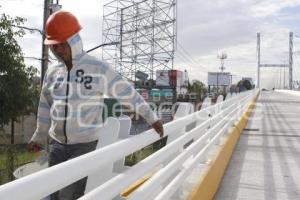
31, 33, 158, 144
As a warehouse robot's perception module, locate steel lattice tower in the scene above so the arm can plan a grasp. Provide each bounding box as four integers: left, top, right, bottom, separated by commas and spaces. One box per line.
102, 0, 177, 81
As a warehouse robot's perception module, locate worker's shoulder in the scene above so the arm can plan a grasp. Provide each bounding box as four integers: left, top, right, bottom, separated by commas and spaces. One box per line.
82, 54, 111, 74
45, 64, 64, 76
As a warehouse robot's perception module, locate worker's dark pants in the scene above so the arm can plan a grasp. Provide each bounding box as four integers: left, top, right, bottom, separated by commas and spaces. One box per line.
49, 140, 98, 200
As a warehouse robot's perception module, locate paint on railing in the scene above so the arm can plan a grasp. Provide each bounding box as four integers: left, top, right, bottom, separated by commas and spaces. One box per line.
0, 90, 258, 200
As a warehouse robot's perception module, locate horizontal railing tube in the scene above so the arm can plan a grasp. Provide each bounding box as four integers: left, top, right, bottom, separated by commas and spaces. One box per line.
0, 90, 257, 200
127, 100, 242, 200
155, 116, 236, 200
80, 94, 252, 200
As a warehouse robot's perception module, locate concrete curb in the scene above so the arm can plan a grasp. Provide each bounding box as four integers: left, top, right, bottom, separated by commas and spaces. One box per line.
187, 92, 259, 200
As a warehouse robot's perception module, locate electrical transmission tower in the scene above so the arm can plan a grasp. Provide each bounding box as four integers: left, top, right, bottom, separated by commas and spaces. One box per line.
102, 0, 177, 81
257, 32, 293, 89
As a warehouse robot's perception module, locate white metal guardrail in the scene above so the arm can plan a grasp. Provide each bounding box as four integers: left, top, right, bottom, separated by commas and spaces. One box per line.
0, 89, 258, 200
275, 89, 300, 97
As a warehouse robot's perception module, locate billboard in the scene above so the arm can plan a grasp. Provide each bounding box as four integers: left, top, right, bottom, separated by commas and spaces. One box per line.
208, 72, 231, 86
156, 70, 189, 94
135, 70, 149, 81
156, 70, 170, 86
156, 70, 188, 87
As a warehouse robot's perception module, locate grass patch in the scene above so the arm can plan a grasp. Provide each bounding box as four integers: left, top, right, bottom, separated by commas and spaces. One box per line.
0, 145, 36, 185
125, 137, 167, 166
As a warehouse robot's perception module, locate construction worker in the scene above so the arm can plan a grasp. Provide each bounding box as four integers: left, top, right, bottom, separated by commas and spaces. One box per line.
27, 10, 164, 200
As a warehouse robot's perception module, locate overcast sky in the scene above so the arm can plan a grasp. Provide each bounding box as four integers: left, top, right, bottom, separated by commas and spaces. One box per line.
1, 0, 300, 89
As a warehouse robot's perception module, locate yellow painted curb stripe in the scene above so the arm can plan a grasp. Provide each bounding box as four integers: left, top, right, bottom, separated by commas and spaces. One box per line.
120, 174, 152, 197
187, 93, 260, 200
119, 92, 259, 199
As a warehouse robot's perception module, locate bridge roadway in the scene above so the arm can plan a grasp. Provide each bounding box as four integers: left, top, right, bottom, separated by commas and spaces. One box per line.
215, 91, 300, 200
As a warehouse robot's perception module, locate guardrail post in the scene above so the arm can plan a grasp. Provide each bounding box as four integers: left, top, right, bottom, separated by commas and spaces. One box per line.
113, 115, 132, 173
85, 117, 120, 193
196, 97, 212, 126
168, 103, 194, 144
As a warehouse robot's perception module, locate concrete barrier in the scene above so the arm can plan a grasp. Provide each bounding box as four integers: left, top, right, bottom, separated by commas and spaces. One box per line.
187, 92, 259, 200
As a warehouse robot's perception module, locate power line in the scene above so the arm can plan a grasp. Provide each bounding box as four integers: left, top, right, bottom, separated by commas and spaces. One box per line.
24, 56, 43, 61
86, 42, 119, 53
23, 56, 56, 63
11, 25, 44, 36
175, 52, 208, 75
175, 43, 212, 75
176, 42, 210, 71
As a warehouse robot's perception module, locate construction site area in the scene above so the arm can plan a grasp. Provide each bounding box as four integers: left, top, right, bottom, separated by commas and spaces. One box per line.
0, 0, 300, 200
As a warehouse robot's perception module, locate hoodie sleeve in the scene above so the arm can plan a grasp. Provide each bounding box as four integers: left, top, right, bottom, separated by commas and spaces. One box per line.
102, 63, 159, 125
30, 73, 52, 144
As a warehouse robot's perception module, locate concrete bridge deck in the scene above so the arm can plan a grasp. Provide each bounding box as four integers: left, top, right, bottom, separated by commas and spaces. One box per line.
215, 91, 300, 200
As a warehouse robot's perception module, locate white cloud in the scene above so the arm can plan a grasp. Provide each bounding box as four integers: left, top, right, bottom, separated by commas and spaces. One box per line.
1, 0, 299, 89
174, 0, 300, 88
250, 0, 300, 17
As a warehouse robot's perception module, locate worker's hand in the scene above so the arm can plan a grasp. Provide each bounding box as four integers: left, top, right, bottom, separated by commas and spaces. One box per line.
151, 120, 164, 138
27, 141, 42, 153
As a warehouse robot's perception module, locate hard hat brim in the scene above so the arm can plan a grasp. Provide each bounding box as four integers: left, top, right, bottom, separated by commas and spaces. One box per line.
44, 38, 64, 45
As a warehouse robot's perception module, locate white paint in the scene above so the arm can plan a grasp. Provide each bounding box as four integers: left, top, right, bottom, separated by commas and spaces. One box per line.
0, 89, 258, 200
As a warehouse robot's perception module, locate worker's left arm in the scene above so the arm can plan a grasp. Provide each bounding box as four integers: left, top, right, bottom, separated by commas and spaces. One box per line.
103, 64, 164, 137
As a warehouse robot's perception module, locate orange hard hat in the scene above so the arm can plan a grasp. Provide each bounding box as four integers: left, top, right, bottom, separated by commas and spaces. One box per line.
44, 11, 82, 45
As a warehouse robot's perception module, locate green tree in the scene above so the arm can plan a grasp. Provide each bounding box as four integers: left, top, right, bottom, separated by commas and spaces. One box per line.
188, 80, 207, 100
237, 79, 253, 91
0, 13, 39, 144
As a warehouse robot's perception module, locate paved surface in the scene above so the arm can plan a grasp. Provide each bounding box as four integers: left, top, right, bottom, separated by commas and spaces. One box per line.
215, 91, 300, 200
